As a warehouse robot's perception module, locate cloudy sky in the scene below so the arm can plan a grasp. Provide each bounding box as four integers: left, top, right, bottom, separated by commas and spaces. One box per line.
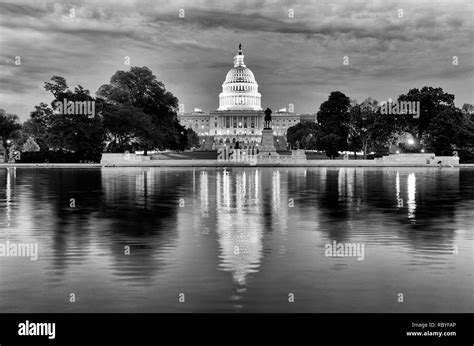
0, 0, 473, 121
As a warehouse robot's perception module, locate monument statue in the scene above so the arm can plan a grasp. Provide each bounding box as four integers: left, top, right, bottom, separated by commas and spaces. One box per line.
264, 107, 272, 129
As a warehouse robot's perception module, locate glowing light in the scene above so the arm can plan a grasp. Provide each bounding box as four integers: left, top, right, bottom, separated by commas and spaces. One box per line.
407, 139, 415, 145
407, 173, 417, 221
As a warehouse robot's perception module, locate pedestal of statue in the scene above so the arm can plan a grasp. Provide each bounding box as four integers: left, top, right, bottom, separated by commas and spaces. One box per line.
258, 128, 280, 159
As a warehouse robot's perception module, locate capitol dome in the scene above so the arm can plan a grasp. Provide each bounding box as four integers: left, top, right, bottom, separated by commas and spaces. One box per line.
224, 66, 257, 84
218, 44, 262, 111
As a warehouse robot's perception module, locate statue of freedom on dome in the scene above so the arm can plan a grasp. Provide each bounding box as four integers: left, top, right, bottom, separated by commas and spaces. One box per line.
264, 107, 272, 129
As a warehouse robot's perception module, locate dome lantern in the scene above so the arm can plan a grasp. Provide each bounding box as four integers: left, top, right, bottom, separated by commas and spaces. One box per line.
234, 43, 245, 67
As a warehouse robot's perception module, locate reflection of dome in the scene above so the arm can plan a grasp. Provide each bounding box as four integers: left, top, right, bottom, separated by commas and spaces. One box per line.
218, 44, 262, 111
216, 170, 263, 286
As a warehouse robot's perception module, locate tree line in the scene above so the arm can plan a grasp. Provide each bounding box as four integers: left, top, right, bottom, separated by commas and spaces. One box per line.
287, 88, 474, 161
0, 66, 199, 163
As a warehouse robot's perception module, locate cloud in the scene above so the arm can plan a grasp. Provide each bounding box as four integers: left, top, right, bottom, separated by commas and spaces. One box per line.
0, 0, 472, 120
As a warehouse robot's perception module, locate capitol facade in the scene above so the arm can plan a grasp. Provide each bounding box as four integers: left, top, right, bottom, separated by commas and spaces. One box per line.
177, 44, 315, 148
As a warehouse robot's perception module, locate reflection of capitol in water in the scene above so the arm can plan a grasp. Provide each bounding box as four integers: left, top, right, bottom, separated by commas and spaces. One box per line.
194, 169, 287, 289
215, 169, 264, 285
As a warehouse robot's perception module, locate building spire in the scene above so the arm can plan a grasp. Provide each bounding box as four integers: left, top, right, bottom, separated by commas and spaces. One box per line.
238, 43, 242, 55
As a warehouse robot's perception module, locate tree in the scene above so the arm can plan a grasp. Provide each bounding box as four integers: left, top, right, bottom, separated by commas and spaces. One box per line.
23, 103, 54, 151
22, 137, 40, 152
318, 133, 341, 159
426, 106, 465, 155
185, 127, 199, 150
461, 103, 473, 114
348, 98, 397, 158
44, 76, 68, 98
457, 112, 474, 148
286, 122, 324, 149
0, 109, 22, 162
317, 91, 351, 157
97, 66, 185, 154
100, 101, 149, 152
44, 78, 105, 161
397, 86, 454, 140
25, 77, 106, 162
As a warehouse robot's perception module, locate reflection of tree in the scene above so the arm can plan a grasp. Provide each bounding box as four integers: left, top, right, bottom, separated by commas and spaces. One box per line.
392, 169, 461, 248
286, 168, 351, 242
21, 168, 187, 283
95, 168, 186, 282
285, 167, 473, 251
20, 169, 105, 274
344, 168, 470, 251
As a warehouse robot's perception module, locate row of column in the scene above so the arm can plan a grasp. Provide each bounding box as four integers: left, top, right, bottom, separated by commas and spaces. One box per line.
221, 115, 260, 129
220, 95, 260, 107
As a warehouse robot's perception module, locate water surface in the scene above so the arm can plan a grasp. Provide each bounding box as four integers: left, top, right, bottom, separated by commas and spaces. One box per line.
0, 167, 473, 312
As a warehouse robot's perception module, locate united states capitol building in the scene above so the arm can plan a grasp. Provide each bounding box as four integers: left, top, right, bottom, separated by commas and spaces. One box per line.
177, 44, 315, 149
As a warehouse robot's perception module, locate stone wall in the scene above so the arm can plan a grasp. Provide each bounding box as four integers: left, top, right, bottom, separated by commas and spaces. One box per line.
100, 153, 151, 164
376, 153, 460, 166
